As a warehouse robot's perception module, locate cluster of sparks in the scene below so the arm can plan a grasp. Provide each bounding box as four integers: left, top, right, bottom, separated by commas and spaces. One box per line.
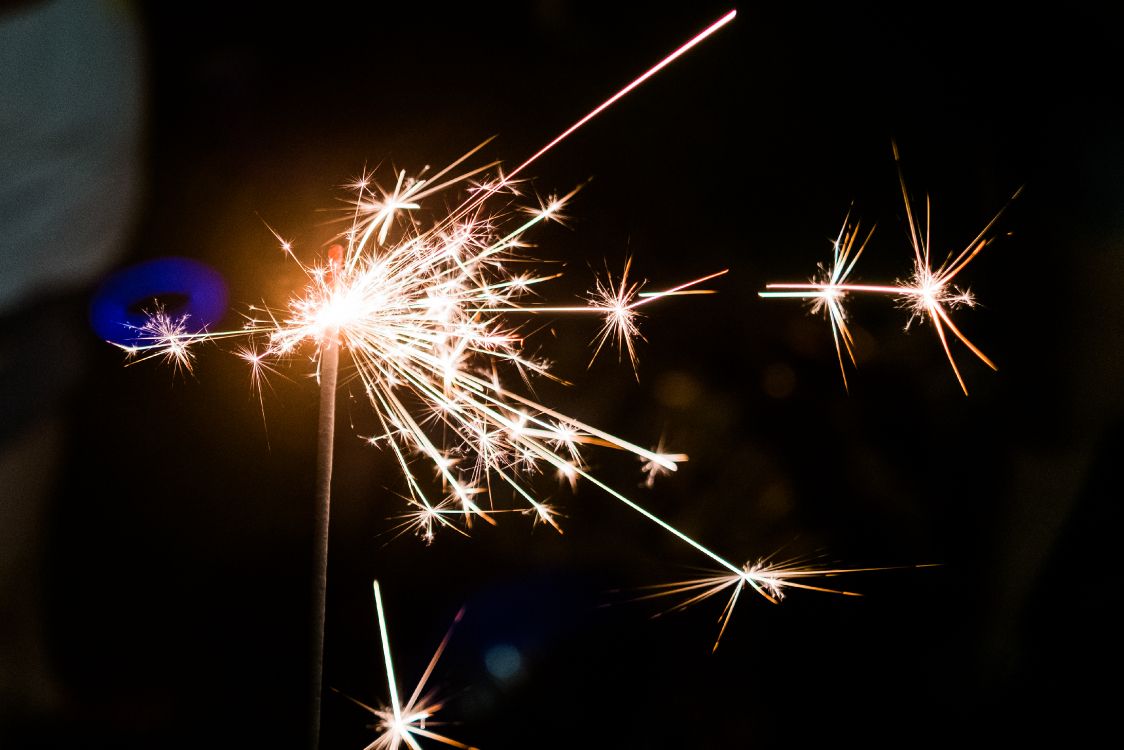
122, 146, 725, 542
107, 14, 985, 744
122, 141, 812, 634
760, 143, 1022, 394
118, 9, 865, 648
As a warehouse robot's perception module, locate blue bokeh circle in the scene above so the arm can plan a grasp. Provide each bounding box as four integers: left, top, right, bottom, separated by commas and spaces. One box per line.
90, 257, 228, 345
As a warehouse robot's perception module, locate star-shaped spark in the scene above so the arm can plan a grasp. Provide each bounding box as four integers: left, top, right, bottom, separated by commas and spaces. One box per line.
890, 143, 1023, 394
117, 148, 750, 588
122, 306, 198, 375
759, 144, 1021, 394
635, 555, 931, 651
758, 210, 874, 390
336, 581, 475, 750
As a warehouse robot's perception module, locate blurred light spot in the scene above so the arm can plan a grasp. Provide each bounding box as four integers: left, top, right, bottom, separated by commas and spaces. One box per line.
654, 370, 701, 408
484, 644, 523, 683
762, 363, 796, 398
90, 257, 227, 345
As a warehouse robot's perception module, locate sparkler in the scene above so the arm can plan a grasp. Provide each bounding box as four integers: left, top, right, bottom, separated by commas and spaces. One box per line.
99, 15, 975, 749
114, 9, 796, 743
116, 14, 748, 562
334, 581, 475, 750
116, 4, 890, 666
759, 143, 1022, 394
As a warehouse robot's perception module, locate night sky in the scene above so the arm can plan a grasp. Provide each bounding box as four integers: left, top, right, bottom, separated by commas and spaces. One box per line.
4, 3, 1123, 747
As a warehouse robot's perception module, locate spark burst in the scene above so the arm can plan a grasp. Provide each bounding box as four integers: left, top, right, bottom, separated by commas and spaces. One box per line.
759, 144, 1022, 394
124, 146, 733, 549
116, 11, 819, 633
634, 556, 934, 651
106, 11, 941, 675
119, 11, 736, 539
122, 306, 199, 375
335, 581, 474, 750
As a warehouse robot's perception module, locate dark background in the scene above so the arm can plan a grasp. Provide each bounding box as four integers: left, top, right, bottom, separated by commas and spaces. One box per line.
6, 2, 1123, 747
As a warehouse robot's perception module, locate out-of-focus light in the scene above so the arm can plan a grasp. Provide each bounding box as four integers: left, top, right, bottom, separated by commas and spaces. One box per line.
90, 257, 227, 345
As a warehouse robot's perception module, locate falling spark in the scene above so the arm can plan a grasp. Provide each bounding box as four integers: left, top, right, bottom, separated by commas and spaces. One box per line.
759, 144, 1021, 394
335, 581, 475, 750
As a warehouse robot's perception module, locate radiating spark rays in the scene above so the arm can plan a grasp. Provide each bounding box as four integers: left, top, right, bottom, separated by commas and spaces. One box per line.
588, 258, 645, 373
118, 153, 749, 591
584, 263, 726, 375
759, 147, 1020, 393
635, 558, 932, 651
759, 213, 874, 390
335, 582, 475, 750
118, 307, 200, 375
890, 143, 1022, 394
116, 10, 787, 637
120, 155, 716, 541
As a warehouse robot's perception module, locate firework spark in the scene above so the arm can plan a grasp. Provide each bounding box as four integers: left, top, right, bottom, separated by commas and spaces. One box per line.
756, 211, 875, 390
335, 581, 474, 750
634, 556, 934, 651
117, 11, 767, 617
121, 306, 199, 375
759, 144, 1021, 394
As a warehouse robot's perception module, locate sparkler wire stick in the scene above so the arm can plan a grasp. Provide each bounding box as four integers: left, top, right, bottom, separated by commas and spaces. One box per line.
310, 246, 343, 748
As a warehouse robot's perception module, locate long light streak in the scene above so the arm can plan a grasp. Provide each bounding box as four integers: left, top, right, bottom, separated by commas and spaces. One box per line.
335, 581, 475, 750
506, 9, 738, 183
